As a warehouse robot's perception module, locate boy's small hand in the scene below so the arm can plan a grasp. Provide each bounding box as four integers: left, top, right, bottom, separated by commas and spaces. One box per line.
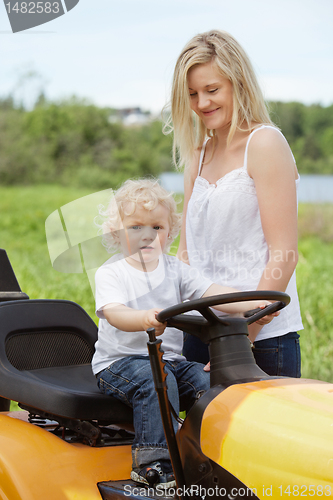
142, 308, 167, 336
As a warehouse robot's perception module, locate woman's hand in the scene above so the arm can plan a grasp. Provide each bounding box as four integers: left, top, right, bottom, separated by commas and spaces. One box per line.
255, 304, 280, 325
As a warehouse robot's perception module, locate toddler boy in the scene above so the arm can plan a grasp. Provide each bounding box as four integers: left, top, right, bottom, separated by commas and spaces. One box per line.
92, 178, 274, 489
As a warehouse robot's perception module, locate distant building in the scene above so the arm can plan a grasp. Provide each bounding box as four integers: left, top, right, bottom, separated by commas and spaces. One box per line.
109, 107, 152, 126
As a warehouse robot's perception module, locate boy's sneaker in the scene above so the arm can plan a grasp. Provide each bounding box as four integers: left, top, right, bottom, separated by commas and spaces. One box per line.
131, 461, 176, 490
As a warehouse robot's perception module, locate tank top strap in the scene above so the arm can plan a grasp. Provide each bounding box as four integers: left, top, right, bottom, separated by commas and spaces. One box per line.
197, 137, 210, 176
243, 125, 279, 172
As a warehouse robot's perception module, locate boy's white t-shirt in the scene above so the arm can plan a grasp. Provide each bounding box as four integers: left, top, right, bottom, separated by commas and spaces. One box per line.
92, 253, 213, 374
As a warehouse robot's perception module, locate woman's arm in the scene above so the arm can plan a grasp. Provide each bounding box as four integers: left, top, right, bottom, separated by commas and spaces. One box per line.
177, 150, 200, 264
102, 303, 167, 336
202, 283, 277, 322
247, 127, 299, 341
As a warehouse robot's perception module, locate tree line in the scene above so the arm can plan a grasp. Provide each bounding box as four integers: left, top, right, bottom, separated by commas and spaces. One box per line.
269, 101, 333, 175
0, 96, 332, 188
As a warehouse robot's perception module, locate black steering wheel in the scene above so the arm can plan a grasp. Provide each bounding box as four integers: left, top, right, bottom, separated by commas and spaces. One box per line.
156, 291, 290, 342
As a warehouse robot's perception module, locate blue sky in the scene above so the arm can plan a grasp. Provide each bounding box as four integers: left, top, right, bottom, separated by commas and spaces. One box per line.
1, 0, 333, 113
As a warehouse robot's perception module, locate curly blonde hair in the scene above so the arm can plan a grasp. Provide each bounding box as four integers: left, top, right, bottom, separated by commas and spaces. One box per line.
98, 178, 182, 253
164, 29, 273, 170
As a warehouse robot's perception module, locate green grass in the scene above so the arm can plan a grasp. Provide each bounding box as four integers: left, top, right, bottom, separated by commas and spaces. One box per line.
298, 204, 333, 243
297, 204, 333, 381
1, 185, 97, 321
297, 238, 333, 381
0, 186, 333, 391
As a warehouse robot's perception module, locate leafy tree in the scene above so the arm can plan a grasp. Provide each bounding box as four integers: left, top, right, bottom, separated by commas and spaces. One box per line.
0, 96, 332, 186
270, 101, 305, 142
269, 101, 333, 175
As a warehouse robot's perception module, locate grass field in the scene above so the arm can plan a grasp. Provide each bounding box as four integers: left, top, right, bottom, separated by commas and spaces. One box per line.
1, 185, 333, 386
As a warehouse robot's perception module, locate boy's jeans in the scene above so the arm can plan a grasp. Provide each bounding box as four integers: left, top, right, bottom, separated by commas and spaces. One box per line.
97, 355, 209, 469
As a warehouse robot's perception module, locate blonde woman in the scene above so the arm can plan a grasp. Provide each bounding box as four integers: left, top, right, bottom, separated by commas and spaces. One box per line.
167, 30, 303, 376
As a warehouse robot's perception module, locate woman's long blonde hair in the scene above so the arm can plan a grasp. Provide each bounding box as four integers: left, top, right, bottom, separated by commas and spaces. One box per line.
164, 30, 273, 170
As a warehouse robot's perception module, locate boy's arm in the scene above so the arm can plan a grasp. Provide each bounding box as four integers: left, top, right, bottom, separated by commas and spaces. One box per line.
102, 303, 167, 336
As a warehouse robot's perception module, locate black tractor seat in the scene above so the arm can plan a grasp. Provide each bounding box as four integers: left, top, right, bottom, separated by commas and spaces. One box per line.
0, 299, 133, 424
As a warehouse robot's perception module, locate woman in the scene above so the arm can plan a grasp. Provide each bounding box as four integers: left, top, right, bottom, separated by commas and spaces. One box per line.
167, 30, 303, 377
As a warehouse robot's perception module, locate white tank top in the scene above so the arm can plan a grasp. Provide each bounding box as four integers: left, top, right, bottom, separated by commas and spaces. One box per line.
186, 125, 303, 341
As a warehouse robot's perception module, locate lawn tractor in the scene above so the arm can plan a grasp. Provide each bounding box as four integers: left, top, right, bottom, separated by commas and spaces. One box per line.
0, 248, 332, 500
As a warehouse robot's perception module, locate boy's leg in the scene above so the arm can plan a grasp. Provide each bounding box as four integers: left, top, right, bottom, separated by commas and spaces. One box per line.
97, 355, 179, 469
173, 360, 210, 412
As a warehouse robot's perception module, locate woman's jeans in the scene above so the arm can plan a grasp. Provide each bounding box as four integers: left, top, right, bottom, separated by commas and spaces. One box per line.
252, 332, 301, 377
183, 331, 301, 378
97, 355, 209, 469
